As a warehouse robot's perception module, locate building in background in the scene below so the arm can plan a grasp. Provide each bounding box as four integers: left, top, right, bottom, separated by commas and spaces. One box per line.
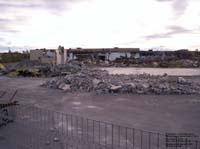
30, 47, 141, 65
30, 47, 199, 66
30, 49, 56, 65
67, 47, 140, 62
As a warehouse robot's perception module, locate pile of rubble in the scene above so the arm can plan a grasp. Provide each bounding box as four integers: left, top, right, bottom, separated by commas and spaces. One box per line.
48, 61, 85, 77
41, 68, 200, 95
80, 58, 200, 68
0, 63, 6, 76
6, 60, 85, 77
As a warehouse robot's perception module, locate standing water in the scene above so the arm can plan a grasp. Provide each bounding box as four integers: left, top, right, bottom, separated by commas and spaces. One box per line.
101, 67, 200, 76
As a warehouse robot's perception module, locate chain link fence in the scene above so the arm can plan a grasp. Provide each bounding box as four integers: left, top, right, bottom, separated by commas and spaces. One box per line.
0, 104, 199, 149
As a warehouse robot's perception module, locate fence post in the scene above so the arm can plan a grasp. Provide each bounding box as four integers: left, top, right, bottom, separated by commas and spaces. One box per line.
141, 130, 143, 149
111, 124, 114, 149
132, 128, 135, 149
157, 133, 160, 149
149, 132, 151, 149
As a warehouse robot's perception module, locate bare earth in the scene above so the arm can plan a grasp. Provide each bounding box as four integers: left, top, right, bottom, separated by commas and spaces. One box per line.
0, 76, 200, 136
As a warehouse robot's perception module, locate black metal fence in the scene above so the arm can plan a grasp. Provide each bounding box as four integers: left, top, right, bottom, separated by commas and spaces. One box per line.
0, 104, 199, 149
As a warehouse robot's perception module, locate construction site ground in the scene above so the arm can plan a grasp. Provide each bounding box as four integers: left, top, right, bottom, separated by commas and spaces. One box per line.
0, 76, 200, 137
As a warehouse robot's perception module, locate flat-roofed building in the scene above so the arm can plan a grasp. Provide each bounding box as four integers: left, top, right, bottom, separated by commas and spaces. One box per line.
30, 49, 56, 65
67, 47, 140, 62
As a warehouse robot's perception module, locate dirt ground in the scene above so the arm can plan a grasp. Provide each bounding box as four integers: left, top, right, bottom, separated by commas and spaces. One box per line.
0, 76, 200, 137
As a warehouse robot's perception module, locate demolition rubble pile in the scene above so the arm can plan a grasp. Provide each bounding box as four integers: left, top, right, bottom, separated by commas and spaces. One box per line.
49, 61, 85, 77
82, 59, 200, 68
6, 60, 85, 77
41, 68, 200, 95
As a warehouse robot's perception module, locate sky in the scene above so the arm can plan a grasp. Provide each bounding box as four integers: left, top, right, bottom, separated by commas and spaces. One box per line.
0, 0, 200, 52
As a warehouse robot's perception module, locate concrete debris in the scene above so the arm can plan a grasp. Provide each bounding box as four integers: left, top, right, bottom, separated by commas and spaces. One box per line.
53, 137, 59, 142
5, 60, 85, 77
177, 77, 187, 84
110, 85, 122, 91
92, 79, 101, 87
49, 61, 85, 77
80, 58, 200, 68
59, 84, 71, 91
45, 141, 51, 145
41, 68, 200, 95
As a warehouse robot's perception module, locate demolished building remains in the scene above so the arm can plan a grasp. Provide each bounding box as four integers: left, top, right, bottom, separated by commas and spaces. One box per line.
30, 49, 56, 65
29, 46, 200, 67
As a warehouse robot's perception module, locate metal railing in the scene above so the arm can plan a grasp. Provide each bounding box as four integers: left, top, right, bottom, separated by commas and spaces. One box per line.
0, 104, 199, 149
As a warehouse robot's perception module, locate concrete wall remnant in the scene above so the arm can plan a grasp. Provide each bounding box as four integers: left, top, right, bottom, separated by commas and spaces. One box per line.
30, 49, 56, 64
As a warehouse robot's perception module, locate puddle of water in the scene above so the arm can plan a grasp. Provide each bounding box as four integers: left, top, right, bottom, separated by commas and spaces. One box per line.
101, 67, 200, 76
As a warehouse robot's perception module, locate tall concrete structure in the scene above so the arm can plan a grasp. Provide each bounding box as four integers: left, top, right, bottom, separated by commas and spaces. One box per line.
56, 46, 68, 64
56, 46, 64, 65
64, 47, 68, 64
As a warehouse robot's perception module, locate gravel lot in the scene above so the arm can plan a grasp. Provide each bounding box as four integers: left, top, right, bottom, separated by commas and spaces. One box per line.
0, 76, 200, 136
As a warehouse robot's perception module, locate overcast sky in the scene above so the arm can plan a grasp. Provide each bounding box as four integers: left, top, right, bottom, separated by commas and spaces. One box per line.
0, 0, 200, 51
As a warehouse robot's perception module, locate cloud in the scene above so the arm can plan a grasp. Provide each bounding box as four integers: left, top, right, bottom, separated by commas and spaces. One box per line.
0, 17, 27, 33
0, 45, 9, 51
145, 25, 192, 40
168, 25, 191, 33
0, 37, 12, 50
173, 0, 189, 17
156, 0, 173, 1
0, 0, 87, 33
0, 37, 5, 42
156, 0, 190, 17
0, 44, 31, 52
0, 0, 86, 14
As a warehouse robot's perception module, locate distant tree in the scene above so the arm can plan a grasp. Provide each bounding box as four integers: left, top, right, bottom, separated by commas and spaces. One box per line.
175, 50, 193, 59
0, 52, 30, 63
